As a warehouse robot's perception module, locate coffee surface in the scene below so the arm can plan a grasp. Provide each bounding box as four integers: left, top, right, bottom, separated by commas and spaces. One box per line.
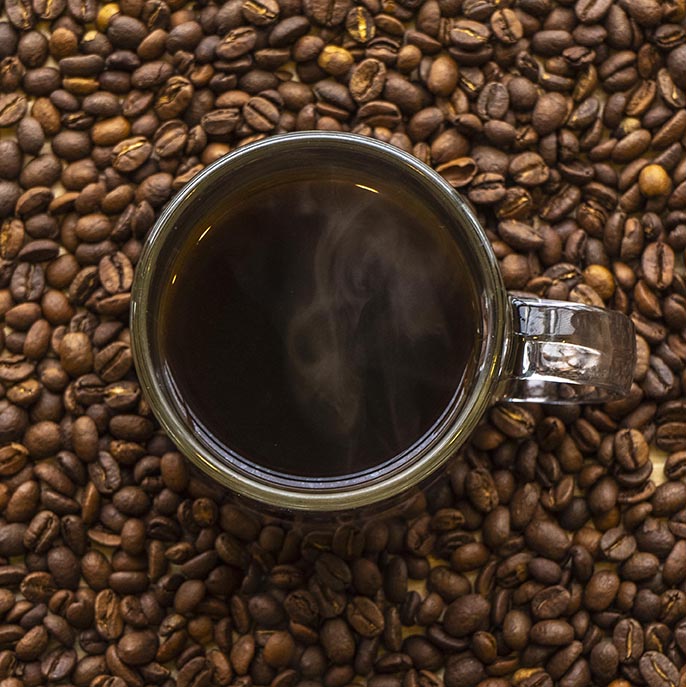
161, 176, 479, 478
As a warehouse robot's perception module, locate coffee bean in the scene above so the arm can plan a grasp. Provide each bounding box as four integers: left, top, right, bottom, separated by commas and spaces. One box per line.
529, 585, 569, 620
97, 252, 133, 295
151, 122, 186, 160
428, 566, 470, 601
533, 93, 569, 136
346, 596, 384, 637
303, 0, 350, 27
450, 20, 491, 50
445, 655, 486, 687
16, 624, 48, 661
469, 173, 506, 204
614, 428, 649, 470
17, 117, 45, 155
465, 467, 500, 513
490, 404, 535, 439
117, 630, 159, 665
451, 542, 489, 572
584, 570, 620, 611
642, 242, 675, 291
530, 619, 575, 646
639, 651, 679, 687
243, 96, 280, 132
320, 617, 355, 664
525, 519, 571, 561
261, 630, 295, 668
60, 332, 93, 377
443, 594, 490, 637
6, 0, 34, 31
436, 158, 477, 189
639, 165, 672, 197
350, 59, 386, 103
599, 527, 637, 561
491, 9, 523, 44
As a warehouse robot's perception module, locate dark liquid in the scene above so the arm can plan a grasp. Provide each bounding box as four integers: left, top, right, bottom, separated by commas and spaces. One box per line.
161, 175, 479, 479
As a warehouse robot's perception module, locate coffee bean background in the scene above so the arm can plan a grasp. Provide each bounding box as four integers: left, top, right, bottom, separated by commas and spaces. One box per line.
0, 0, 684, 684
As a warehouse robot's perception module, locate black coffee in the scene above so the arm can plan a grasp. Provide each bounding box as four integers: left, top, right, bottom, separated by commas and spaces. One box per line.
160, 174, 480, 479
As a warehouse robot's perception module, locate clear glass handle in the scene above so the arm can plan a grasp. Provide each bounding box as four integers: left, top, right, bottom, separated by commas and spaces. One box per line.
499, 296, 636, 404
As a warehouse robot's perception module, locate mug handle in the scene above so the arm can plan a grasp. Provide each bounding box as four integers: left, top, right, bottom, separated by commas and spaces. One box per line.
497, 296, 636, 403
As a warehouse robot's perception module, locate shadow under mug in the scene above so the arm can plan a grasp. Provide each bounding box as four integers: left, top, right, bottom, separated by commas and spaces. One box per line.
131, 132, 636, 513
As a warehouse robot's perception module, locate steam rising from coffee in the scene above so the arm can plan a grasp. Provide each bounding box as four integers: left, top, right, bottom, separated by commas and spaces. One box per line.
283, 183, 460, 460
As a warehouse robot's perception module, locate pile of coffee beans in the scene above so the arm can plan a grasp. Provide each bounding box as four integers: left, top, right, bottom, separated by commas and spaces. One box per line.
0, 0, 685, 684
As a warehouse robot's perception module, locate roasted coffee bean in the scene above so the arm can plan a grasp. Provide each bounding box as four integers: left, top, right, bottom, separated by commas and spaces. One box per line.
350, 59, 386, 103
613, 617, 644, 662
639, 651, 679, 687
464, 468, 499, 513
450, 20, 491, 50
303, 0, 350, 27
0, 94, 27, 127
600, 527, 636, 561
491, 9, 523, 44
445, 655, 486, 687
117, 630, 158, 665
533, 93, 569, 136
584, 570, 620, 611
509, 153, 550, 187
5, 0, 34, 32
346, 596, 384, 637
530, 619, 575, 646
642, 242, 675, 290
16, 625, 48, 661
98, 252, 133, 295
525, 519, 570, 561
614, 428, 649, 470
443, 594, 490, 637
530, 585, 570, 620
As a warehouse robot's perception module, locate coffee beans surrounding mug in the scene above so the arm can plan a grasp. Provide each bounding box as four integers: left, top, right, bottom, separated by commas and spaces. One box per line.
0, 0, 684, 683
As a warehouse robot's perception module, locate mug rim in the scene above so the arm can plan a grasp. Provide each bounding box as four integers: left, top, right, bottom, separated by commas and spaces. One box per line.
131, 131, 510, 511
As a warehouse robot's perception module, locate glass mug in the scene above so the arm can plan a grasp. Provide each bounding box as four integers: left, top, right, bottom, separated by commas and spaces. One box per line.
131, 132, 636, 513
